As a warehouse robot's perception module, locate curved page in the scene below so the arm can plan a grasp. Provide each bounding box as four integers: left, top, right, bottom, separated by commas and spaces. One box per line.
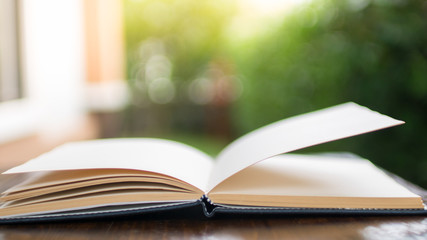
4, 139, 214, 192
208, 154, 423, 209
208, 102, 404, 191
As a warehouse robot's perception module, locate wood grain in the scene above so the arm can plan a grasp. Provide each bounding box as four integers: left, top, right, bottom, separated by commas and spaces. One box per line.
0, 215, 426, 239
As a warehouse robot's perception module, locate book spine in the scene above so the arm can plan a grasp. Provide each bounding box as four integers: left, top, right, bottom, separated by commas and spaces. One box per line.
201, 195, 216, 217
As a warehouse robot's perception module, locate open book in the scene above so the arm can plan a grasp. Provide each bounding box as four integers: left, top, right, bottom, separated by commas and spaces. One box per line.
0, 102, 425, 222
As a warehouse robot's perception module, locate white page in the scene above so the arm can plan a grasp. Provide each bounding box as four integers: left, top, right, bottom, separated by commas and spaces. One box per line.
210, 154, 419, 198
207, 102, 404, 191
4, 138, 214, 192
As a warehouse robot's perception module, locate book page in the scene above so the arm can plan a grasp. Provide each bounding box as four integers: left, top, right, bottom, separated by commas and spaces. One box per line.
4, 138, 214, 192
207, 102, 404, 191
208, 154, 423, 209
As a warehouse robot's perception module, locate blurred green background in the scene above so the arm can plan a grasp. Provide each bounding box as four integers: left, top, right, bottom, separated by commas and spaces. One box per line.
121, 0, 427, 188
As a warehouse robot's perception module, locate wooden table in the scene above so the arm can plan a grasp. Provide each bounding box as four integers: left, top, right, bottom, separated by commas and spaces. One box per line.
1, 171, 426, 239
1, 212, 426, 239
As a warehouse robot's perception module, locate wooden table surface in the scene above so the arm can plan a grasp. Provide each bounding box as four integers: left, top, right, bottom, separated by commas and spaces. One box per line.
1, 171, 426, 239
1, 212, 426, 239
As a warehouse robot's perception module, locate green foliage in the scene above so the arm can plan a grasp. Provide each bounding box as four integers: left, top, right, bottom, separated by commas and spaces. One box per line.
233, 0, 427, 187
123, 0, 237, 136
124, 0, 236, 86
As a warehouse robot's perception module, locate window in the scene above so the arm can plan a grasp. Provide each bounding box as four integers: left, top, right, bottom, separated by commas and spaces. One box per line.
0, 0, 87, 144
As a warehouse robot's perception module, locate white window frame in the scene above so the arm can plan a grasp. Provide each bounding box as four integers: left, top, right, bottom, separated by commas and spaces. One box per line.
0, 0, 86, 144
0, 0, 22, 102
